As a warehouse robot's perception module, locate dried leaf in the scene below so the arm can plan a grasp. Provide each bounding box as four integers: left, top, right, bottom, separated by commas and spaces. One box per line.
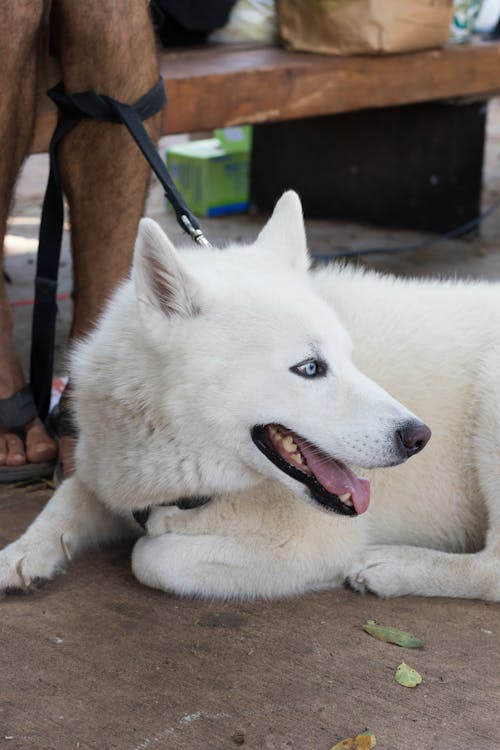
362, 619, 424, 648
330, 732, 376, 749
395, 661, 422, 688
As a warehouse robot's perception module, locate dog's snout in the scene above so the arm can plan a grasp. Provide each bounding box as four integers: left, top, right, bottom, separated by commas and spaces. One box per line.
396, 421, 431, 459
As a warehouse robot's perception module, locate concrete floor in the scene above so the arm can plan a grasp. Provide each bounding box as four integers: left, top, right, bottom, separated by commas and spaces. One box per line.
2, 102, 500, 749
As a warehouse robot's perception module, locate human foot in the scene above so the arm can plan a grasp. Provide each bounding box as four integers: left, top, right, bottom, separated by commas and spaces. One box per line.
0, 387, 57, 481
0, 416, 57, 466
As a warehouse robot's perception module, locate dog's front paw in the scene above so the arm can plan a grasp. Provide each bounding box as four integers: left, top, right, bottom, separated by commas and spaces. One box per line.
0, 535, 69, 594
347, 545, 422, 598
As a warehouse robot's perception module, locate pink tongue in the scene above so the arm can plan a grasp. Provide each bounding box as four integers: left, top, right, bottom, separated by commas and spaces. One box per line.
298, 439, 370, 515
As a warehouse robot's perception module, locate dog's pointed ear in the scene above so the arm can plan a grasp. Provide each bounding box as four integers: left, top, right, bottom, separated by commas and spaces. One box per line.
256, 191, 309, 270
133, 218, 200, 320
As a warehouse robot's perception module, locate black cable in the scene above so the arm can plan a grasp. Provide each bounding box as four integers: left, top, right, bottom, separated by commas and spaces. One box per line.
312, 201, 500, 263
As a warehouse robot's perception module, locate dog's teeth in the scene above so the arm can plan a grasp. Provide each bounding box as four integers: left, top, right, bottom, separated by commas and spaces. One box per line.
269, 426, 277, 437
294, 453, 303, 464
339, 492, 353, 505
282, 436, 297, 453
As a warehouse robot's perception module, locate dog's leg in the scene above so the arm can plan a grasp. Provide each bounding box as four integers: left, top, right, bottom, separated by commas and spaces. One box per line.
132, 504, 345, 599
133, 532, 266, 599
348, 502, 500, 601
132, 532, 343, 599
0, 476, 134, 593
348, 544, 500, 600
133, 505, 278, 598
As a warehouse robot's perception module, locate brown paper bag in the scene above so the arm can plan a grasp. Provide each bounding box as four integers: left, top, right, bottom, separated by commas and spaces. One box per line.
276, 0, 454, 55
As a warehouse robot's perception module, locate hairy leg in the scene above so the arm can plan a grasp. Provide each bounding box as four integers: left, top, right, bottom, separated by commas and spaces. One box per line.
50, 0, 161, 477
0, 0, 57, 468
52, 0, 161, 340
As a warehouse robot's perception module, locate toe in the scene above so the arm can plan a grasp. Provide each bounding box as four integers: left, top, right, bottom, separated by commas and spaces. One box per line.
25, 418, 57, 464
0, 434, 7, 465
5, 433, 26, 466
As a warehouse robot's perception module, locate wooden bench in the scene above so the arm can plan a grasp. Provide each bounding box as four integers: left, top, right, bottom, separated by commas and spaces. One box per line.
31, 40, 500, 231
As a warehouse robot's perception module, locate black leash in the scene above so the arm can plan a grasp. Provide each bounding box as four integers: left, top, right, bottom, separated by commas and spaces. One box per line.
30, 76, 210, 422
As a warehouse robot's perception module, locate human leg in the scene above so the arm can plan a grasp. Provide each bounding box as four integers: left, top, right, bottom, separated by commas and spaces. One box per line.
52, 0, 161, 341
0, 0, 57, 471
49, 0, 161, 478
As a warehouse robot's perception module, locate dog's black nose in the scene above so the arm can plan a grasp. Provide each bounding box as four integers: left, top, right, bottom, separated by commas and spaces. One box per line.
396, 421, 431, 458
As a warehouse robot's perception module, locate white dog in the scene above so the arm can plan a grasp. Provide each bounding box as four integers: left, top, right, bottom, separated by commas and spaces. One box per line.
1, 191, 499, 601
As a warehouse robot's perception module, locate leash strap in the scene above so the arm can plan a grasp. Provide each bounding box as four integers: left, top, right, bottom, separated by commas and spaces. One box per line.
30, 76, 210, 420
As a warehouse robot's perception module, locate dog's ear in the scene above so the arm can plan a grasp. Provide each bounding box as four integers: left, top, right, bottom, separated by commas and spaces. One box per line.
133, 218, 200, 320
256, 190, 309, 270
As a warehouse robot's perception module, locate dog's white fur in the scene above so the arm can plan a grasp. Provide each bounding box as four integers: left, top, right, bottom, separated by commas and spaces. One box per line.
1, 191, 500, 601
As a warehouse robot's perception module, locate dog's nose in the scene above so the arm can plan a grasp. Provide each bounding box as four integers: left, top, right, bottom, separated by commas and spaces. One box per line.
396, 421, 431, 458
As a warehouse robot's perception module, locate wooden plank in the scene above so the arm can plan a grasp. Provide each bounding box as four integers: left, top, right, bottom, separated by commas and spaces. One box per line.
160, 40, 500, 132
30, 40, 500, 153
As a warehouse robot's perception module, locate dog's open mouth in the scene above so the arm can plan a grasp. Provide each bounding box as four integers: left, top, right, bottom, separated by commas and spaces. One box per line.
251, 424, 370, 516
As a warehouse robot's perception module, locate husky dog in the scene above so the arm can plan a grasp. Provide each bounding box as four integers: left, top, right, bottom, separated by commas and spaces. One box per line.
1, 192, 499, 601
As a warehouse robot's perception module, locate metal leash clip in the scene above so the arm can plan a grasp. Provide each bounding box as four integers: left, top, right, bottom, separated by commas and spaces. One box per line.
180, 214, 212, 247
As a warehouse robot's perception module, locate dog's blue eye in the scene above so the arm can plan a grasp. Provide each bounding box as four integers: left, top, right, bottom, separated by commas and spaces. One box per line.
305, 361, 316, 376
290, 358, 327, 379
